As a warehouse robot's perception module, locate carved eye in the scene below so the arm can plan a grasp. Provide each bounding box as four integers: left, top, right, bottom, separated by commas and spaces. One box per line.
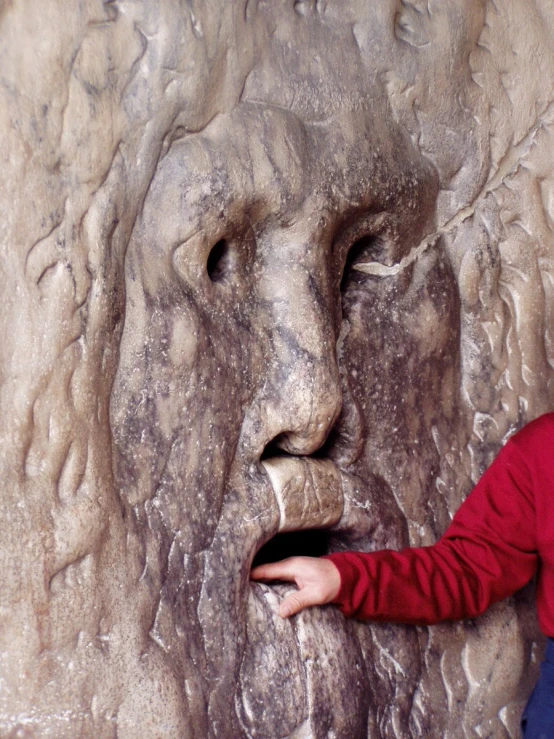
173, 228, 254, 295
341, 235, 382, 291
207, 239, 232, 283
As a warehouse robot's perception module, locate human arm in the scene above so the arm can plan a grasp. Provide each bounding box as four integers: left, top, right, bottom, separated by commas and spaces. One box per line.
251, 428, 540, 623
326, 433, 539, 623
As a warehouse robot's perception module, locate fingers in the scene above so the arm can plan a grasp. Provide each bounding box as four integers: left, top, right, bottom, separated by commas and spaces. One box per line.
250, 558, 299, 583
250, 559, 308, 617
250, 556, 342, 618
251, 557, 317, 617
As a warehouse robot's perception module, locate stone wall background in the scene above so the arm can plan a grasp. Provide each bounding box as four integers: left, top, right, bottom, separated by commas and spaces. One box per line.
0, 1, 553, 737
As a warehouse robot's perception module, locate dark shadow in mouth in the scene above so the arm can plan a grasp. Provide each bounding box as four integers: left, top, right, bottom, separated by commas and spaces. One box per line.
252, 529, 331, 568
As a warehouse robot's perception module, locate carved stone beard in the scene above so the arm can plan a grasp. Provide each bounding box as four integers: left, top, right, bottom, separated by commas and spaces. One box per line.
109, 96, 458, 735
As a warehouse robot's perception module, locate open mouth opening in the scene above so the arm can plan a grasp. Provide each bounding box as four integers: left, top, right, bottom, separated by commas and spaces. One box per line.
252, 528, 331, 568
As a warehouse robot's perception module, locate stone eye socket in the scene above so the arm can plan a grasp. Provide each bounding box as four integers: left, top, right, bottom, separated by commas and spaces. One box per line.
207, 238, 232, 283
340, 234, 380, 291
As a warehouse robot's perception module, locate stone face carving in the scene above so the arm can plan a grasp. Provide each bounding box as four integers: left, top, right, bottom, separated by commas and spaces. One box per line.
1, 1, 553, 737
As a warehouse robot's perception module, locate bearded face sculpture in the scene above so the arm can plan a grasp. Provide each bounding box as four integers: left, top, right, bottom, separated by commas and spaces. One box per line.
110, 90, 449, 734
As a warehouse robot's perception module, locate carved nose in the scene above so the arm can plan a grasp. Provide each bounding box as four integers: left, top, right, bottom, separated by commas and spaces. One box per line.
259, 263, 342, 458
266, 345, 342, 456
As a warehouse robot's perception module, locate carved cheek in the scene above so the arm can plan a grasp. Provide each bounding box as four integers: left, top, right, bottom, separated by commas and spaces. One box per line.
167, 310, 199, 370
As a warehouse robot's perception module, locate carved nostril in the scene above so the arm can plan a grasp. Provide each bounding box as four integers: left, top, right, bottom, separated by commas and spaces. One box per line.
252, 529, 331, 568
261, 393, 342, 457
260, 430, 337, 460
311, 425, 341, 459
260, 434, 292, 462
311, 390, 364, 466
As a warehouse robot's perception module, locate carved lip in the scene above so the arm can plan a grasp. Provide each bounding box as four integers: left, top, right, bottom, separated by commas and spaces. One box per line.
261, 457, 344, 533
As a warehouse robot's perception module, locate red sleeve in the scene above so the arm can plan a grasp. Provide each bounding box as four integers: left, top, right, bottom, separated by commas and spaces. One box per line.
325, 435, 538, 624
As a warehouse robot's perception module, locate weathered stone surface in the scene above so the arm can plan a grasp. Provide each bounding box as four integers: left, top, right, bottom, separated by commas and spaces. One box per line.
1, 1, 553, 737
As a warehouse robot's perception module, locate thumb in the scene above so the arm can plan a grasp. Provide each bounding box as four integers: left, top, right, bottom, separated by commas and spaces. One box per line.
279, 589, 315, 618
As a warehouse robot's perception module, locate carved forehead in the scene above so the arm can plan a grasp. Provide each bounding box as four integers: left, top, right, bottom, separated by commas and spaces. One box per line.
138, 104, 309, 248
140, 99, 436, 250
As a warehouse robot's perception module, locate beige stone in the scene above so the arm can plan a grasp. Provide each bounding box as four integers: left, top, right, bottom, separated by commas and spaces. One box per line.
0, 1, 553, 736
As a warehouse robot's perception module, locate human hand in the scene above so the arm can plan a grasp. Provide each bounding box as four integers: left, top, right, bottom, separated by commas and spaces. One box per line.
250, 556, 341, 618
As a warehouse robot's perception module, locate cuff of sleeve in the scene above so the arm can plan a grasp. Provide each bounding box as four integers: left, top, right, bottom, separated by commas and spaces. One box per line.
322, 553, 362, 618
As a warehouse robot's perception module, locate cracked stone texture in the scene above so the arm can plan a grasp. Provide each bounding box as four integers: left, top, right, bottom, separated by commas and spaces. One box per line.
1, 1, 553, 737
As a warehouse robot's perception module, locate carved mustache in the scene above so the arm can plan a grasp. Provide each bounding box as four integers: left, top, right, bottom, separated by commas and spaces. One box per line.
261, 457, 344, 534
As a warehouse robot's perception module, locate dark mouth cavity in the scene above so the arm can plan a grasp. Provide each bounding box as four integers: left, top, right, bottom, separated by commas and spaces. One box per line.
252, 528, 331, 568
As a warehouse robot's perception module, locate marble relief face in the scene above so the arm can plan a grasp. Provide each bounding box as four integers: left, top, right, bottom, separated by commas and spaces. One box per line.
110, 96, 457, 734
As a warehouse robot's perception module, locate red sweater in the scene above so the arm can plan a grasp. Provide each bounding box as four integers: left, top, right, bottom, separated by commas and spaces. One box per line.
326, 413, 554, 634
